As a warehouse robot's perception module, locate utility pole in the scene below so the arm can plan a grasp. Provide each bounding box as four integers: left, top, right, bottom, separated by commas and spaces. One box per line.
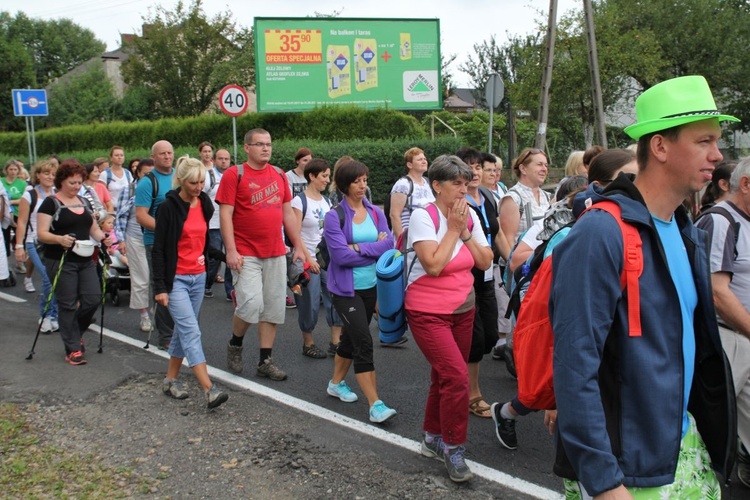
535, 0, 558, 150
583, 0, 607, 147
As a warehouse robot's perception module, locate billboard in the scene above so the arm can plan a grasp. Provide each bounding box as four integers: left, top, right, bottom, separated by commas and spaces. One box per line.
254, 18, 442, 112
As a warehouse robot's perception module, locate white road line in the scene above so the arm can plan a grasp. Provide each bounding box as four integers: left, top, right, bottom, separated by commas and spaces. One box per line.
94, 325, 563, 500
0, 291, 27, 303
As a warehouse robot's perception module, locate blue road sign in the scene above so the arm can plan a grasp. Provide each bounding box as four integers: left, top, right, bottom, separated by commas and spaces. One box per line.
12, 89, 49, 117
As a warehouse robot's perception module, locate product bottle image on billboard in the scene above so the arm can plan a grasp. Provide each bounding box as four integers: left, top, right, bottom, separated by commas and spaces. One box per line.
400, 33, 412, 60
327, 45, 352, 99
354, 38, 378, 92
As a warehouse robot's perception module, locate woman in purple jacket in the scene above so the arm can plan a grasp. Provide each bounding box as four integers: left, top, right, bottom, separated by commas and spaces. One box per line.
323, 159, 396, 423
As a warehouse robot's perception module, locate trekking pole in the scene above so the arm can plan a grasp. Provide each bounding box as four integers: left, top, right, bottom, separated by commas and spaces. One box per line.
143, 302, 156, 349
97, 238, 111, 354
26, 240, 71, 360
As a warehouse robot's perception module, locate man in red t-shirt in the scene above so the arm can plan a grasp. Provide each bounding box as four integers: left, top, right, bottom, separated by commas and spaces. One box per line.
216, 128, 304, 380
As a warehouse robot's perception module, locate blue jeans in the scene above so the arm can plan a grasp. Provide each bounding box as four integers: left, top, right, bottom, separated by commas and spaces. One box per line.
295, 268, 342, 332
167, 274, 207, 367
206, 229, 233, 296
27, 241, 58, 320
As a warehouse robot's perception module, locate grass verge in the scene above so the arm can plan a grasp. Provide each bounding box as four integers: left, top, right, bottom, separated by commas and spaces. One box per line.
0, 403, 150, 497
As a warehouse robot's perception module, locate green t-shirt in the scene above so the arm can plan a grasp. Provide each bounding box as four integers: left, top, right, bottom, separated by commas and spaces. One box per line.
1, 177, 28, 216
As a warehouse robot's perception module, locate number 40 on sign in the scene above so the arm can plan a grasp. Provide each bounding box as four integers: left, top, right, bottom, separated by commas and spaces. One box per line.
218, 84, 249, 117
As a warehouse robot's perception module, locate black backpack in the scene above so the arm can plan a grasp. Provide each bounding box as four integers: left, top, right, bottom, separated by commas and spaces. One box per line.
383, 176, 415, 230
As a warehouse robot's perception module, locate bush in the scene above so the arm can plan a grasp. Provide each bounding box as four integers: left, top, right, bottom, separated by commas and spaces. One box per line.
0, 107, 426, 157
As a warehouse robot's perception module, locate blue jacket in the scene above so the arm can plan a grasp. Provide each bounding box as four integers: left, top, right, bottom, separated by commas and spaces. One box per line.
323, 197, 394, 297
550, 175, 735, 496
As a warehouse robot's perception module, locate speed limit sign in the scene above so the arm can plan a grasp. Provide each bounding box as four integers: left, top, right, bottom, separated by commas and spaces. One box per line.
218, 84, 249, 117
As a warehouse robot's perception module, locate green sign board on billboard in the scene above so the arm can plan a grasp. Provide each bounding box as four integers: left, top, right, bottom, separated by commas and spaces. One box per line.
254, 18, 442, 113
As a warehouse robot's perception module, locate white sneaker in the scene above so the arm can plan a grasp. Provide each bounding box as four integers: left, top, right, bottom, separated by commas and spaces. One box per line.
40, 317, 53, 333
24, 277, 35, 293
140, 315, 152, 332
50, 319, 59, 332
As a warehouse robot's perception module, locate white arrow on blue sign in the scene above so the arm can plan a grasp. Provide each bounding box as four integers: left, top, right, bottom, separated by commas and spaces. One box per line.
12, 89, 49, 117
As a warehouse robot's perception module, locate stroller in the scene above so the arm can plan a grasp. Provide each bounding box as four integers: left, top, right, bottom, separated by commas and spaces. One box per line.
101, 249, 130, 306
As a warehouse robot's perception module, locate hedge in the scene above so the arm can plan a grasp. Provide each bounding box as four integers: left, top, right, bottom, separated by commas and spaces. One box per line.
0, 107, 426, 157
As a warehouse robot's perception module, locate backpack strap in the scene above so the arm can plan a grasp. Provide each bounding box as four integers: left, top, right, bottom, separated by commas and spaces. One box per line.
697, 205, 740, 259
144, 171, 159, 216
405, 176, 414, 212
583, 200, 643, 337
208, 168, 216, 190
425, 203, 473, 233
299, 192, 308, 220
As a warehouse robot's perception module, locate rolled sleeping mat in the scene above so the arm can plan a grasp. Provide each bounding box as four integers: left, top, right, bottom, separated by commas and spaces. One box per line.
376, 249, 407, 343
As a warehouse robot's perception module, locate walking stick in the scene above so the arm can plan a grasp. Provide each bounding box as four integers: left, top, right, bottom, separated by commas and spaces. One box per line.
97, 234, 111, 354
26, 244, 69, 360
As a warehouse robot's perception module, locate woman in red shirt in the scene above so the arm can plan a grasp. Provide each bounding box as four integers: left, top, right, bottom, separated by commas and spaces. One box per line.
152, 156, 228, 409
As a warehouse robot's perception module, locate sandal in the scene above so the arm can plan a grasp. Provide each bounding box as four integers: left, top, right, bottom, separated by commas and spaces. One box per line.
469, 397, 492, 418
216, 275, 225, 283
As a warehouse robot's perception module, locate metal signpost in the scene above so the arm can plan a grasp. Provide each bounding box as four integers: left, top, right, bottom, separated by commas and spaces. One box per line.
12, 89, 49, 164
218, 85, 249, 164
485, 73, 504, 154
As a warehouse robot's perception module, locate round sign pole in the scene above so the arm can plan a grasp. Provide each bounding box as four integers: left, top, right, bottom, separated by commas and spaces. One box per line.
218, 84, 249, 165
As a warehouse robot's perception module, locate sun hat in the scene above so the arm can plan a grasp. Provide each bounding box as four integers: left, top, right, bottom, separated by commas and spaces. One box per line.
624, 75, 739, 140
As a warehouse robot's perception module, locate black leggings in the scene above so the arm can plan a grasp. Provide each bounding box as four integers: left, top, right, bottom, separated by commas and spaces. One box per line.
332, 286, 377, 374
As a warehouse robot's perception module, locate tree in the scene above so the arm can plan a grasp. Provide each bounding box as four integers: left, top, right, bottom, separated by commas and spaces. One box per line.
0, 34, 36, 131
43, 63, 118, 127
1, 11, 105, 86
121, 0, 255, 118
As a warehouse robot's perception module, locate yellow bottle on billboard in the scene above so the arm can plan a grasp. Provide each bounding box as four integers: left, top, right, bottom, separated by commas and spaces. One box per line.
400, 33, 411, 60
354, 38, 378, 92
326, 45, 351, 99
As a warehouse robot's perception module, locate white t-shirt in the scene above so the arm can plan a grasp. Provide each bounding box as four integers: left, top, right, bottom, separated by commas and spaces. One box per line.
503, 182, 551, 242
203, 167, 224, 229
406, 208, 488, 288
290, 193, 331, 259
286, 170, 308, 199
103, 169, 132, 210
390, 176, 435, 230
21, 187, 53, 242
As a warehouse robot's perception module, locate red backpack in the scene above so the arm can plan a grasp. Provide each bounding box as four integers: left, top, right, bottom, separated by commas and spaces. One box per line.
514, 200, 643, 410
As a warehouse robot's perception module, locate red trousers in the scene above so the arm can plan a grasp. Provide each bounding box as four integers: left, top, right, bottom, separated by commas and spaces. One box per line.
406, 307, 474, 446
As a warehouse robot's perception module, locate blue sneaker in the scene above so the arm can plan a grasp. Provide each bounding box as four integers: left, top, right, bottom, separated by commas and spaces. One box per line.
369, 400, 396, 423
327, 380, 358, 402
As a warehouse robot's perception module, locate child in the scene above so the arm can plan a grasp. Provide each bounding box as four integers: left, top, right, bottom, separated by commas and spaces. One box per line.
98, 214, 127, 266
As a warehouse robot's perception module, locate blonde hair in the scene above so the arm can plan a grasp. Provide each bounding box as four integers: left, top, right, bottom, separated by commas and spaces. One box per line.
30, 159, 55, 186
98, 213, 115, 229
563, 151, 585, 176
173, 155, 206, 189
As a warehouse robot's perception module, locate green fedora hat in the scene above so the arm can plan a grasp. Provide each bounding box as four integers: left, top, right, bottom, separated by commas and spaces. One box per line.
624, 75, 739, 140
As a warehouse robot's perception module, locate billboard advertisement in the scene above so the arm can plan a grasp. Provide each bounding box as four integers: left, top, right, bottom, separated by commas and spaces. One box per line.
254, 18, 442, 112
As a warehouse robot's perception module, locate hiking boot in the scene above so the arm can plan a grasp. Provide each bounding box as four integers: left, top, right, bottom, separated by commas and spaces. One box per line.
302, 343, 327, 359
491, 402, 518, 450
327, 342, 339, 356
162, 378, 189, 399
205, 385, 228, 409
40, 317, 53, 334
442, 445, 473, 482
327, 380, 358, 402
24, 277, 35, 293
369, 400, 397, 423
738, 445, 750, 488
65, 350, 87, 365
420, 436, 444, 461
257, 357, 287, 381
204, 288, 213, 298
139, 315, 152, 333
227, 343, 243, 373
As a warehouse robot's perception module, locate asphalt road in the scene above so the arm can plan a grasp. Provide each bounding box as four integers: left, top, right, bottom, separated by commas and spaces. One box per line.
7, 270, 750, 499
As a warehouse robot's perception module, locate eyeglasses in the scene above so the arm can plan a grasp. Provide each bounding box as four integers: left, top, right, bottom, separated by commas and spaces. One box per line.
247, 142, 273, 148
516, 148, 544, 167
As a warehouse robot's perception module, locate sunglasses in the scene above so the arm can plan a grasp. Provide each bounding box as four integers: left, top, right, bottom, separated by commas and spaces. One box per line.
516, 148, 544, 168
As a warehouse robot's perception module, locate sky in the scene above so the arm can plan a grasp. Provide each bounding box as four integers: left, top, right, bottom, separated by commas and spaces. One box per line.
4, 0, 581, 87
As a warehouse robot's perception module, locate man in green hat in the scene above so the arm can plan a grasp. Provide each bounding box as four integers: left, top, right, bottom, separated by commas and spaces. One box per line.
550, 75, 737, 498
